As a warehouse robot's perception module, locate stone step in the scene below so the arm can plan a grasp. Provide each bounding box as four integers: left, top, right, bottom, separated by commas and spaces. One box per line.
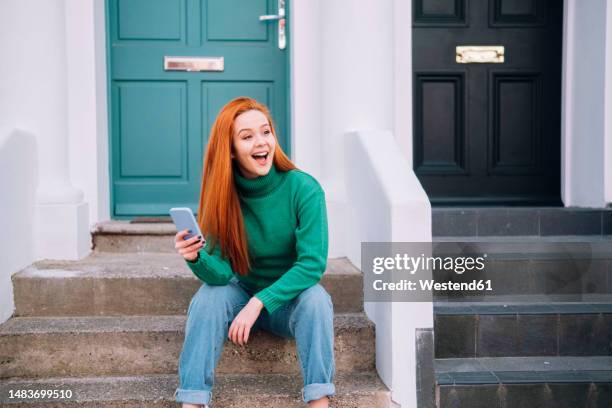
435, 356, 612, 407
432, 207, 612, 237
0, 314, 374, 379
0, 372, 390, 407
434, 302, 612, 358
428, 237, 612, 300
13, 253, 363, 316
92, 221, 200, 253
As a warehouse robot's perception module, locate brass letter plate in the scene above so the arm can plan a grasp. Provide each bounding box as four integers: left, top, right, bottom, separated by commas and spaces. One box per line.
164, 56, 224, 72
456, 46, 504, 64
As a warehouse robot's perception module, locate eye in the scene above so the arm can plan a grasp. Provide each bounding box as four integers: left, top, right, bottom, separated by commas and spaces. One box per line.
264, 130, 271, 135
242, 134, 252, 140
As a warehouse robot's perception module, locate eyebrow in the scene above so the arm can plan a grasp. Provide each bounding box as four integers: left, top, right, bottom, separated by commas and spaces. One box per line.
237, 124, 270, 134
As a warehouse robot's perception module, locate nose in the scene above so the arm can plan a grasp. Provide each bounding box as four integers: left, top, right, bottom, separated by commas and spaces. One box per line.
254, 132, 267, 146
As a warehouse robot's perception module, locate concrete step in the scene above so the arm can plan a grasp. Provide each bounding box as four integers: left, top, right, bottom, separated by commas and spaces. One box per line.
13, 253, 363, 316
0, 372, 390, 407
434, 302, 612, 358
435, 356, 612, 407
0, 314, 374, 379
432, 207, 612, 237
92, 221, 197, 253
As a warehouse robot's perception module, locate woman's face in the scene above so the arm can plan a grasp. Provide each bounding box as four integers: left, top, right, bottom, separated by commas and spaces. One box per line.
231, 109, 276, 179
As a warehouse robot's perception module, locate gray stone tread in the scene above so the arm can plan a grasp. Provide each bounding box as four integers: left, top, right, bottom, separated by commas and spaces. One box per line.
433, 207, 612, 211
0, 313, 371, 335
23, 253, 360, 279
435, 301, 612, 315
436, 356, 612, 373
433, 207, 612, 237
0, 372, 389, 406
435, 357, 612, 385
434, 235, 612, 242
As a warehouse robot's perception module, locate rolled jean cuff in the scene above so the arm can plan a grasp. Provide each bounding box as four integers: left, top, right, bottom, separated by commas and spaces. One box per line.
174, 387, 211, 405
302, 382, 336, 403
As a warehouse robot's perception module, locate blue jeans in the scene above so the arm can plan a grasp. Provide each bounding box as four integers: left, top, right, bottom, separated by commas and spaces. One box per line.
174, 277, 335, 405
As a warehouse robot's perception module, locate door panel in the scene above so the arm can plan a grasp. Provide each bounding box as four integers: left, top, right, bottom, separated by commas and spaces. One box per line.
116, 82, 186, 177
413, 0, 562, 204
414, 73, 467, 175
205, 0, 268, 41
490, 72, 541, 174
108, 0, 288, 216
117, 0, 185, 41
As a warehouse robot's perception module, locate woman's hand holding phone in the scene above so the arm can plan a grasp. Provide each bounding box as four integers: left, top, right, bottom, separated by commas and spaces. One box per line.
174, 229, 204, 262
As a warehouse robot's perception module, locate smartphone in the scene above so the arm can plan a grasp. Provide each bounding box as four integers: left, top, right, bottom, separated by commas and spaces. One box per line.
169, 207, 205, 243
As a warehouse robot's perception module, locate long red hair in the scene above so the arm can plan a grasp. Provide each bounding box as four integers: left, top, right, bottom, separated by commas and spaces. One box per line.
196, 97, 296, 275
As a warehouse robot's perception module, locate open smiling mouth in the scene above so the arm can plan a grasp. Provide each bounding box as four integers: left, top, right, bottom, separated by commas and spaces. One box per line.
252, 152, 269, 165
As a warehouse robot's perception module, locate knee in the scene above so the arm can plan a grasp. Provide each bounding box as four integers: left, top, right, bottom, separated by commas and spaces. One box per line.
188, 284, 236, 318
294, 285, 333, 317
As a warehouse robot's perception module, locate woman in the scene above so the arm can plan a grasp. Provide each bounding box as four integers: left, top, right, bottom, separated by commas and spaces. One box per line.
173, 97, 335, 408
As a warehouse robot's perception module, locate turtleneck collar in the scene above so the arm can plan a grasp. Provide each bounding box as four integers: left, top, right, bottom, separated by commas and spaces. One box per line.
233, 162, 287, 198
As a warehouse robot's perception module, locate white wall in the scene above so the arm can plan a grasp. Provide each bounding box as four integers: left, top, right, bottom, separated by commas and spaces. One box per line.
563, 0, 608, 207
0, 129, 37, 323
0, 0, 68, 134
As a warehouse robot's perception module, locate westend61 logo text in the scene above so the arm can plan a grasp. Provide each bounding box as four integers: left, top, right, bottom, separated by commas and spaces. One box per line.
372, 253, 487, 275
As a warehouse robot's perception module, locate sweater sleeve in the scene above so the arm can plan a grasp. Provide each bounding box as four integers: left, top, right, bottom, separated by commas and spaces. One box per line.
254, 181, 329, 313
185, 241, 235, 285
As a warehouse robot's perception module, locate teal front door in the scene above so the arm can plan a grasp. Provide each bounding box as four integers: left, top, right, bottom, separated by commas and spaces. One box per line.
107, 0, 289, 217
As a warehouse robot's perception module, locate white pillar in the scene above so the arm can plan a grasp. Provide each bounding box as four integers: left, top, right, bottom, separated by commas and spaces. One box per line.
37, 0, 90, 260
318, 0, 395, 257
0, 0, 90, 259
605, 0, 612, 205
290, 0, 322, 180
35, 0, 83, 205
65, 0, 112, 225
562, 0, 607, 207
319, 0, 394, 190
394, 0, 414, 167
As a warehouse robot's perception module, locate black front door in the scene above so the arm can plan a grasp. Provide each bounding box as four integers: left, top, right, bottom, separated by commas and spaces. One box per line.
413, 0, 562, 204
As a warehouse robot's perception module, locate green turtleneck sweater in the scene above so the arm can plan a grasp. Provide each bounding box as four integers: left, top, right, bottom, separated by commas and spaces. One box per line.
185, 164, 328, 314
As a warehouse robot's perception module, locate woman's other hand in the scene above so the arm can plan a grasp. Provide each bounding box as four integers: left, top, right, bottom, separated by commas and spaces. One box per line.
174, 229, 204, 262
228, 297, 264, 346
